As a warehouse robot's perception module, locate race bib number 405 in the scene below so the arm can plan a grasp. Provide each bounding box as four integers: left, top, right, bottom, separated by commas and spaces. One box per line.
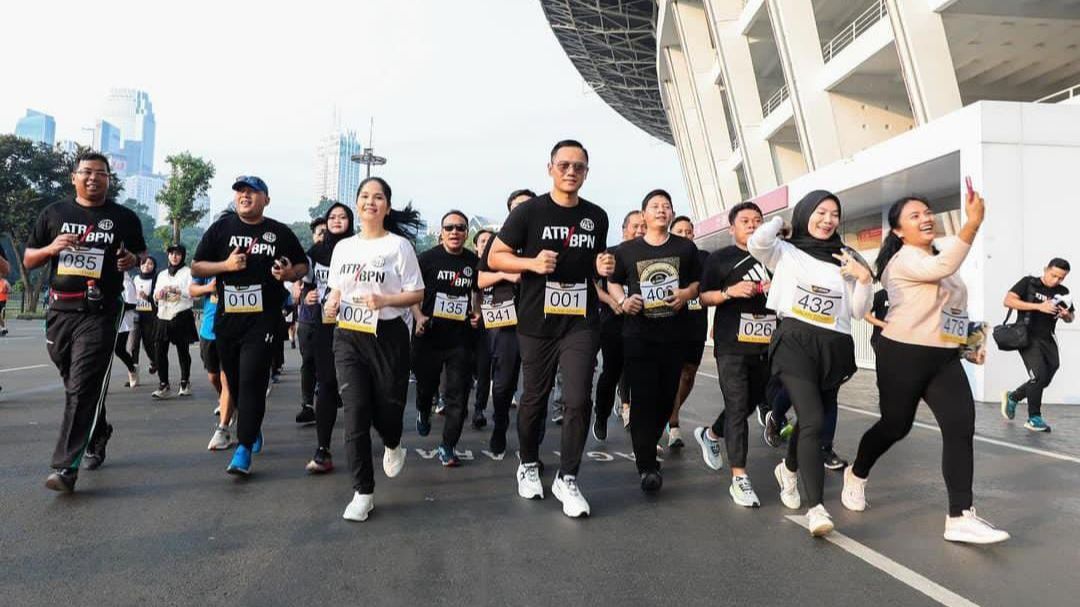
482, 300, 518, 329
433, 293, 468, 321
223, 284, 263, 314
940, 308, 969, 345
792, 283, 840, 326
544, 282, 587, 317
738, 313, 776, 344
57, 247, 104, 279
339, 298, 378, 334
641, 275, 678, 313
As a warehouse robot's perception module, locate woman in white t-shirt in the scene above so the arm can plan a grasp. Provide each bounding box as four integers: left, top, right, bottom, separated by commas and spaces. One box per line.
152, 244, 198, 398
748, 190, 873, 537
323, 177, 425, 522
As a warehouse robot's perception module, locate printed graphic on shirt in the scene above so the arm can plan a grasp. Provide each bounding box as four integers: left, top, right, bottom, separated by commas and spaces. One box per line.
636, 257, 680, 318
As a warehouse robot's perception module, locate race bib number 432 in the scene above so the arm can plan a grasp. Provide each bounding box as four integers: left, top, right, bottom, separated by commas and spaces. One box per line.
57, 247, 104, 279
223, 284, 263, 314
792, 283, 840, 326
544, 282, 587, 317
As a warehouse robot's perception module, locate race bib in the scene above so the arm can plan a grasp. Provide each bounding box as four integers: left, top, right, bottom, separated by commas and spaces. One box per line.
737, 313, 776, 344
940, 308, 969, 345
338, 297, 378, 334
641, 275, 679, 312
687, 297, 703, 312
57, 247, 104, 279
792, 282, 840, 326
433, 292, 468, 321
223, 284, 263, 314
482, 300, 518, 329
544, 282, 587, 317
135, 296, 152, 312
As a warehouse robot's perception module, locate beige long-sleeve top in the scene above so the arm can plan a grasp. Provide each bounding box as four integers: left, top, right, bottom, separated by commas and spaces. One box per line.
881, 238, 971, 348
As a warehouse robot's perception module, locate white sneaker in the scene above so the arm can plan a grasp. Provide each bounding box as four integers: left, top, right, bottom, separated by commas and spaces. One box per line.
516, 463, 544, 500
807, 504, 834, 537
730, 475, 761, 508
693, 426, 723, 471
774, 461, 801, 510
667, 427, 684, 449
127, 370, 139, 388
383, 445, 406, 478
207, 426, 233, 451
151, 385, 171, 399
943, 509, 1010, 544
178, 381, 192, 396
841, 466, 867, 512
552, 473, 590, 518
342, 491, 374, 522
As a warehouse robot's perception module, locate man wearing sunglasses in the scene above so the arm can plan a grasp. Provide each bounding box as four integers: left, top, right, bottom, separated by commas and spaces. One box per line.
411, 210, 480, 467
24, 151, 147, 493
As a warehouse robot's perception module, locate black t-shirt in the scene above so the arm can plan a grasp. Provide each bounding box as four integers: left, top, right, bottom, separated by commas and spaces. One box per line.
1010, 276, 1073, 339
596, 242, 627, 332
193, 213, 306, 338
477, 239, 518, 309
417, 245, 479, 349
26, 198, 147, 304
871, 289, 889, 340
496, 194, 609, 338
685, 249, 710, 342
611, 235, 701, 343
700, 245, 772, 355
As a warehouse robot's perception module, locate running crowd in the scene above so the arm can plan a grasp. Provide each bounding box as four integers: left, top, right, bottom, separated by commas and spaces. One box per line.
18, 144, 1074, 545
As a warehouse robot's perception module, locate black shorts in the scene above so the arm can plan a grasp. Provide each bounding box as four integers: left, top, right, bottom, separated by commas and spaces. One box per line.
682, 340, 706, 367
199, 338, 221, 374
0, 300, 6, 317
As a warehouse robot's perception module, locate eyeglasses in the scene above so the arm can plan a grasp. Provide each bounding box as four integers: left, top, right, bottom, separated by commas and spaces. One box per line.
442, 224, 468, 233
75, 169, 110, 179
553, 161, 588, 174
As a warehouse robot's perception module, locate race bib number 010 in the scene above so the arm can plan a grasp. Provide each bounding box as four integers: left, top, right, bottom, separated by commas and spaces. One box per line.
737, 313, 776, 344
57, 247, 104, 279
339, 298, 378, 334
433, 293, 468, 321
223, 284, 263, 314
792, 283, 840, 326
482, 300, 518, 329
544, 282, 587, 317
940, 308, 969, 345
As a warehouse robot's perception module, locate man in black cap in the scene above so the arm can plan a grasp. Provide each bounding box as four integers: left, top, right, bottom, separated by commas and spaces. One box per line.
23, 151, 147, 492
192, 175, 307, 476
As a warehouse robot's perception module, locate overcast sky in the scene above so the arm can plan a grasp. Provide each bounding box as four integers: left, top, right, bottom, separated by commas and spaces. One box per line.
1, 0, 687, 241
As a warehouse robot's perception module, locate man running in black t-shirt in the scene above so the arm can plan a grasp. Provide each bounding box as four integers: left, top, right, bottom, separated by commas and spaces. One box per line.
192, 176, 307, 476
1002, 258, 1074, 432
24, 151, 148, 492
488, 140, 611, 518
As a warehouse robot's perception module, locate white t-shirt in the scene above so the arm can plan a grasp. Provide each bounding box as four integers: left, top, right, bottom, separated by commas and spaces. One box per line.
328, 233, 424, 320
133, 275, 154, 313
154, 267, 194, 321
119, 274, 137, 333
748, 217, 872, 335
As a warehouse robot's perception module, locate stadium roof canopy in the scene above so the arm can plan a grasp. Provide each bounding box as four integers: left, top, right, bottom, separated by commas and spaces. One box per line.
540, 0, 672, 144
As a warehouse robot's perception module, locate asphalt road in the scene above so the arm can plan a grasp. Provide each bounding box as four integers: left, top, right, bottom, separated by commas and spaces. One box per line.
2, 318, 1079, 607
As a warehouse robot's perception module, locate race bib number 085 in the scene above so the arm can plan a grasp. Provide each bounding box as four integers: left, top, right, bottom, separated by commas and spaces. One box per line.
339, 298, 378, 334
223, 285, 263, 314
433, 293, 468, 321
544, 282, 587, 317
57, 247, 104, 279
792, 283, 839, 326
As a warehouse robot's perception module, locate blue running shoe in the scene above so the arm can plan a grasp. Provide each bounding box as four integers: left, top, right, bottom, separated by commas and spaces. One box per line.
416, 412, 431, 437
437, 445, 460, 467
1024, 416, 1051, 432
252, 433, 263, 454
227, 445, 252, 475
1001, 391, 1017, 421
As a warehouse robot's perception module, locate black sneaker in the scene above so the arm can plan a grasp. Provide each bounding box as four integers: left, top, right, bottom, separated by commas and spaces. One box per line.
756, 405, 769, 428
640, 470, 663, 493
295, 404, 316, 425
823, 449, 848, 471
471, 410, 487, 430
592, 412, 607, 442
489, 431, 507, 459
416, 411, 431, 437
552, 405, 565, 425
763, 411, 784, 448
45, 468, 77, 492
82, 424, 113, 470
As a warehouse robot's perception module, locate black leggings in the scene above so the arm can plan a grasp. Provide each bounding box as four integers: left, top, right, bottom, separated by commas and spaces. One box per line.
114, 331, 136, 373
488, 327, 521, 452
313, 323, 342, 450
413, 339, 473, 449
297, 322, 318, 406
853, 337, 974, 516
626, 339, 683, 474
594, 329, 623, 420
218, 330, 273, 448
156, 338, 192, 386
781, 375, 838, 508
129, 313, 156, 366
474, 328, 491, 412
1011, 338, 1059, 417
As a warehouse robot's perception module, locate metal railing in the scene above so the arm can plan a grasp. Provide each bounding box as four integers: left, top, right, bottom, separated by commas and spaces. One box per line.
762, 84, 789, 117
821, 0, 888, 63
1036, 83, 1080, 103
730, 132, 740, 151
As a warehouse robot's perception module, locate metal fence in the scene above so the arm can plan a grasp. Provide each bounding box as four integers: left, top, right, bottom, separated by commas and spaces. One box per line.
821, 0, 888, 64
762, 84, 790, 117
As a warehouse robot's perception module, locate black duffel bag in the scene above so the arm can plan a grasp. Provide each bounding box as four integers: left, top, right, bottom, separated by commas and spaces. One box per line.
992, 308, 1028, 352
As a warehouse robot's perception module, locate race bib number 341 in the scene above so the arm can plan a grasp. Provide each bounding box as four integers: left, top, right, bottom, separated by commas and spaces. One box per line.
544, 282, 587, 317
57, 247, 104, 279
223, 285, 263, 314
482, 300, 518, 329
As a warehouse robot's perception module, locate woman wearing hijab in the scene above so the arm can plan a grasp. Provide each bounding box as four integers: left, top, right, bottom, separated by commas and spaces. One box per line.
748, 190, 872, 536
130, 256, 159, 379
152, 244, 199, 399
303, 201, 355, 473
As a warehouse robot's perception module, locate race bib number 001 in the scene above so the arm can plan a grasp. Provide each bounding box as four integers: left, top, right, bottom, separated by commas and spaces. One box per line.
433, 292, 468, 321
223, 284, 263, 314
57, 247, 104, 279
544, 282, 587, 317
940, 309, 969, 345
737, 313, 776, 344
482, 300, 518, 329
792, 283, 840, 326
339, 298, 378, 334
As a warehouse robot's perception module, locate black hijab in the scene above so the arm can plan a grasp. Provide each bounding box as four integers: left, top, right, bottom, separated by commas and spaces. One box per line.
138, 257, 157, 280
307, 202, 355, 266
787, 190, 845, 266
167, 245, 186, 276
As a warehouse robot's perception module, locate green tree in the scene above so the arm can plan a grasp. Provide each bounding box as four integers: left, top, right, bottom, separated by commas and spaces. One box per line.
308, 196, 337, 220
289, 221, 315, 250
122, 197, 166, 265
157, 152, 215, 245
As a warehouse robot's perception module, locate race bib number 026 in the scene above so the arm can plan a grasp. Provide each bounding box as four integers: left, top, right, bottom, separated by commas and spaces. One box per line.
482, 300, 518, 329
792, 283, 840, 326
544, 282, 587, 317
737, 313, 776, 344
338, 298, 378, 334
223, 284, 263, 314
57, 247, 104, 279
433, 293, 468, 321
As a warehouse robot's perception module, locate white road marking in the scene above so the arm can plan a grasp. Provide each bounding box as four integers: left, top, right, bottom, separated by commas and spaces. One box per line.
785, 515, 980, 607
0, 364, 49, 374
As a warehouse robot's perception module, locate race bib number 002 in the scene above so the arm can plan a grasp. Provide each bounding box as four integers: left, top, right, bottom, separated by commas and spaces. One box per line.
792, 283, 840, 326
544, 282, 587, 317
482, 300, 518, 329
338, 298, 378, 334
737, 313, 776, 344
223, 284, 263, 314
433, 293, 468, 321
940, 308, 969, 345
57, 247, 104, 279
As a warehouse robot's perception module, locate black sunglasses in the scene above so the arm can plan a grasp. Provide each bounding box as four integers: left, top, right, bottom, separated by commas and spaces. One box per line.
442, 224, 467, 233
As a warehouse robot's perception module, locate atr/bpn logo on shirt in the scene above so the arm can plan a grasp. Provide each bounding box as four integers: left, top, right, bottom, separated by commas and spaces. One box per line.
541, 225, 596, 249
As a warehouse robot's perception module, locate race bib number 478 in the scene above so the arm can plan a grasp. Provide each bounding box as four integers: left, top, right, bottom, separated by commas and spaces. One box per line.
57, 247, 104, 279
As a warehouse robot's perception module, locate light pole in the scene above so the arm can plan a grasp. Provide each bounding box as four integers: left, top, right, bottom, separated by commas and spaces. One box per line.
351, 118, 386, 178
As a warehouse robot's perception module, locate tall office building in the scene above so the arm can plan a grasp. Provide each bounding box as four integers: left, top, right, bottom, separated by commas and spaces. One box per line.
93, 120, 123, 156
101, 88, 156, 175
314, 129, 362, 204
14, 109, 56, 146
122, 173, 166, 223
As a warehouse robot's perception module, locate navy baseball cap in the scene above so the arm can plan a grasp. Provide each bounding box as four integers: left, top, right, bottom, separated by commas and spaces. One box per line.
232, 175, 269, 194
